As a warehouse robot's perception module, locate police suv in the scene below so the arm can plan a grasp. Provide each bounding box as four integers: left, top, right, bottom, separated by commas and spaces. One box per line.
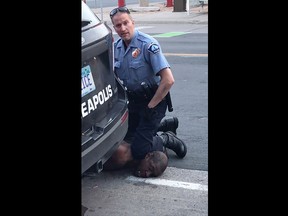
81, 1, 128, 174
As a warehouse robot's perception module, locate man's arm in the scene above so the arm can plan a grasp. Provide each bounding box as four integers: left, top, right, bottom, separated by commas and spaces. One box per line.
148, 67, 174, 109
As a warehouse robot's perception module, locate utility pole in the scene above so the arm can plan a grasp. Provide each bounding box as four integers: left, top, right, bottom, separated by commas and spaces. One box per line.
99, 0, 103, 20
139, 0, 149, 7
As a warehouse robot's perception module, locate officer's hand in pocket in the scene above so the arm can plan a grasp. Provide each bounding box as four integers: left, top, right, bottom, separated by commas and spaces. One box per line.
144, 106, 157, 120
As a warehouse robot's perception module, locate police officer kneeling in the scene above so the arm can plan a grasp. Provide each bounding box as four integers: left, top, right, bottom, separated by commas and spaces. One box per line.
107, 6, 187, 177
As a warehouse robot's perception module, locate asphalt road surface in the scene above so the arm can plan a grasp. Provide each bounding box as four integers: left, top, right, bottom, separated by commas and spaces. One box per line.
82, 23, 208, 216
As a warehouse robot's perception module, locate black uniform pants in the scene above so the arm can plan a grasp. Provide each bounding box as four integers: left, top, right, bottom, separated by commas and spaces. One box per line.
125, 99, 167, 160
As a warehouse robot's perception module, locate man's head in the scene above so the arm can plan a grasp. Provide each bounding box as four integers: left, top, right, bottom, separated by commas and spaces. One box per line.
134, 151, 168, 178
110, 7, 135, 44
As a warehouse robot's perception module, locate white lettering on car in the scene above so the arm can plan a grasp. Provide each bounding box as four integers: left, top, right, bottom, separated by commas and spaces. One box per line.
81, 84, 113, 118
81, 73, 93, 90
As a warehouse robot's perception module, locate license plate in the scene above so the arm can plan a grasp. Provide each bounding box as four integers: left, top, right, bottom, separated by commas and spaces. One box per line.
82, 65, 96, 97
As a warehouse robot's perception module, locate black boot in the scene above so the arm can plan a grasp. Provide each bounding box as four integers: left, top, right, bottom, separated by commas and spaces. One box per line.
160, 131, 187, 158
158, 117, 179, 135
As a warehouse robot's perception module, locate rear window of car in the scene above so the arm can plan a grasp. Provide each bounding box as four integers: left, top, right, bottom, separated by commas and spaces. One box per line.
82, 2, 101, 29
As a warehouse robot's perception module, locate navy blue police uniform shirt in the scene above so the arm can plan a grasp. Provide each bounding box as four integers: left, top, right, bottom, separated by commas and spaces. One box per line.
114, 30, 170, 91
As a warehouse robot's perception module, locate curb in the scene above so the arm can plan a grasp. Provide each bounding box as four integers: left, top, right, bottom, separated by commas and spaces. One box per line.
104, 19, 208, 25
129, 6, 160, 12
91, 4, 208, 25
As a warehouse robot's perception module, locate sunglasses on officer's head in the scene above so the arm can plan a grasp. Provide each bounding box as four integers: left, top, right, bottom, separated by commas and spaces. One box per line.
110, 6, 130, 19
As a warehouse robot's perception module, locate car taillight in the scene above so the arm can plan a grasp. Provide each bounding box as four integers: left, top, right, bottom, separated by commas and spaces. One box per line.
121, 110, 128, 124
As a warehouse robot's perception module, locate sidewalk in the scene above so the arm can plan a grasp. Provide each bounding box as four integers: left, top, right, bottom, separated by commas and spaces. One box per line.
92, 2, 208, 25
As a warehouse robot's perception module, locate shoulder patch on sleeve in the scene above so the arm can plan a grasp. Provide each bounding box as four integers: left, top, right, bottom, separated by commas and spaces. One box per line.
147, 43, 160, 54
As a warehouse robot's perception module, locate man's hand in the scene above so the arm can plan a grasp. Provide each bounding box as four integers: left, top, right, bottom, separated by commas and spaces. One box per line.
144, 106, 157, 120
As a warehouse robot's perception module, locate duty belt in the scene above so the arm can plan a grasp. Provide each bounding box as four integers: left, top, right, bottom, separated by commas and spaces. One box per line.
126, 90, 149, 104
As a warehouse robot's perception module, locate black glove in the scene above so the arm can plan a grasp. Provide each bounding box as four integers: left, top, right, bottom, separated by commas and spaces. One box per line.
144, 106, 157, 120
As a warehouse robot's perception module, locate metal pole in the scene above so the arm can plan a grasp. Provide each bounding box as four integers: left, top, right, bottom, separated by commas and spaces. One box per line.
139, 0, 149, 7
166, 0, 173, 7
118, 0, 126, 7
99, 0, 103, 21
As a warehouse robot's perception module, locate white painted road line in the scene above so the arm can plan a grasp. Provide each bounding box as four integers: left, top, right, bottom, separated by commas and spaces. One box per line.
164, 53, 208, 57
126, 176, 208, 191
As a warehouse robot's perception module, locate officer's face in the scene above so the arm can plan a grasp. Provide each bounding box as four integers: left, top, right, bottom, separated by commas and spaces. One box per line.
112, 12, 135, 44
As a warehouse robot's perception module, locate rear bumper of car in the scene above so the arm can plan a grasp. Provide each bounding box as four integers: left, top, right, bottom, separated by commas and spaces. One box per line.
81, 107, 128, 174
